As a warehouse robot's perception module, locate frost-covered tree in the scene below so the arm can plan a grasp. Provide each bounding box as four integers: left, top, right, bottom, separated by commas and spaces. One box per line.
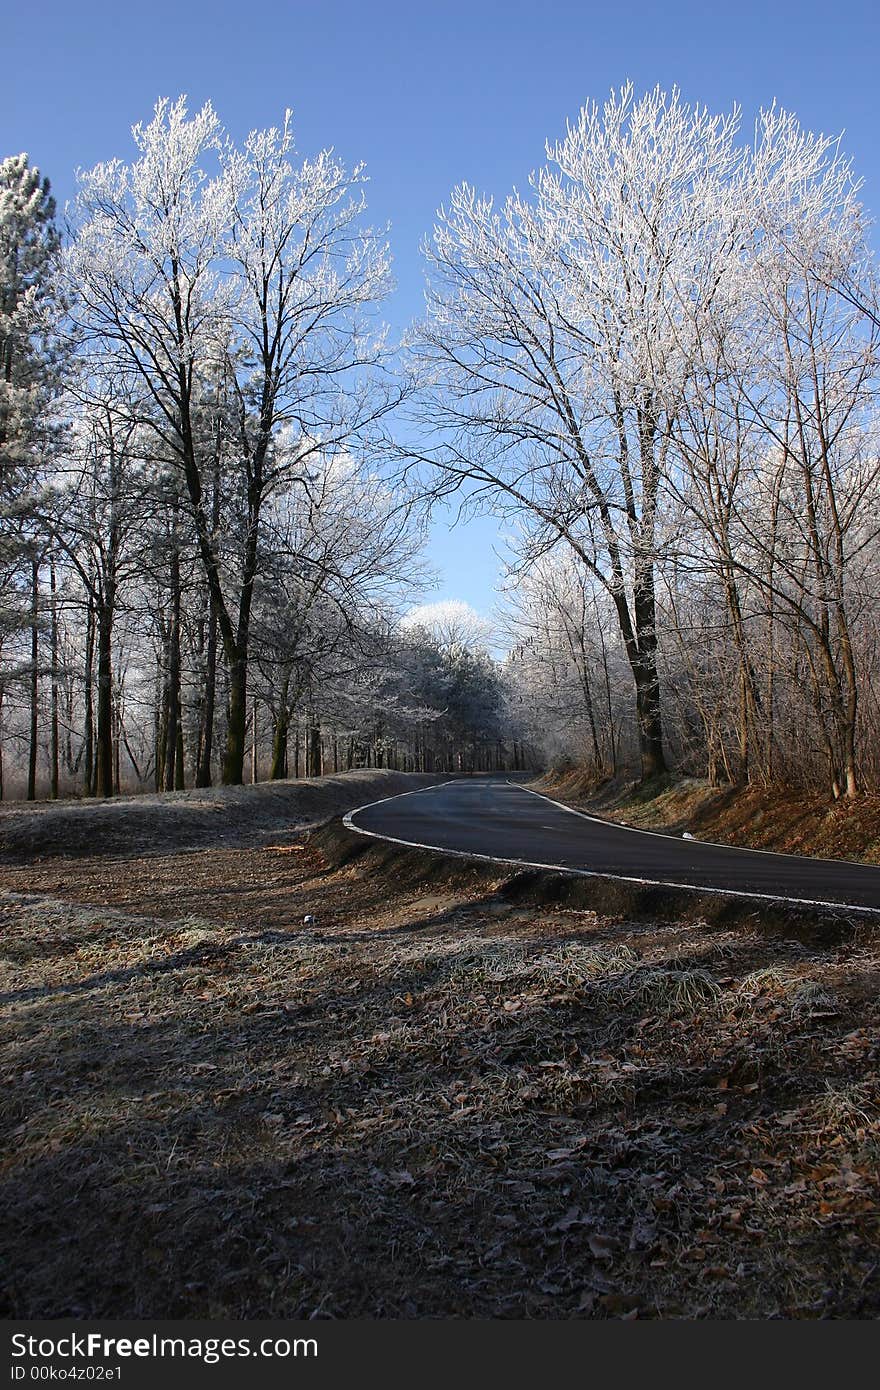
251, 446, 423, 778
669, 107, 880, 796
0, 154, 60, 482
398, 600, 506, 769
66, 97, 400, 785
401, 598, 492, 658
499, 552, 623, 774
48, 389, 155, 796
416, 87, 880, 795
414, 86, 743, 781
0, 154, 64, 797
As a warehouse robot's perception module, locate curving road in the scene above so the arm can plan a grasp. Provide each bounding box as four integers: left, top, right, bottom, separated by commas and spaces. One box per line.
343, 774, 880, 914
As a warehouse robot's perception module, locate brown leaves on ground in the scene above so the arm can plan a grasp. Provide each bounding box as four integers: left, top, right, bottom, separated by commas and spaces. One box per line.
1, 828, 879, 1319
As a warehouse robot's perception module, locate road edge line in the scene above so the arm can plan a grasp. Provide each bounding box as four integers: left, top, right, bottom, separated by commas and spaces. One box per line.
519, 781, 880, 870
341, 783, 880, 918
342, 778, 457, 833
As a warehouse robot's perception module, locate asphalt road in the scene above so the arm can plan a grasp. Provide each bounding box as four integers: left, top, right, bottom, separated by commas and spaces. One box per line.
344, 774, 880, 913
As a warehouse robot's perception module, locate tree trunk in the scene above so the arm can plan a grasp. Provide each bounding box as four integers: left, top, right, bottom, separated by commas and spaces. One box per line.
154, 671, 163, 792
269, 713, 289, 780
175, 721, 185, 791
223, 656, 248, 786
95, 601, 115, 799
195, 448, 222, 788
633, 663, 666, 780
307, 721, 321, 778
49, 556, 59, 799
631, 563, 667, 781
83, 593, 95, 796
270, 677, 291, 780
163, 540, 182, 794
251, 699, 258, 784
195, 591, 218, 787
27, 558, 39, 801
114, 704, 122, 795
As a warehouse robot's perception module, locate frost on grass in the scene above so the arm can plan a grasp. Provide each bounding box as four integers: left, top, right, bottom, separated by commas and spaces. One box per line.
614, 965, 722, 1016
1, 841, 879, 1320
443, 940, 637, 986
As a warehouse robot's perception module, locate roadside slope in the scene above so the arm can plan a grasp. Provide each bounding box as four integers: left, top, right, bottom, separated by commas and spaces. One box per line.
2, 819, 878, 1318
0, 769, 444, 861
535, 771, 880, 866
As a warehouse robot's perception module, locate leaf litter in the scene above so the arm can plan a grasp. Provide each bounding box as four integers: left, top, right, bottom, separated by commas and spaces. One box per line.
1, 820, 879, 1319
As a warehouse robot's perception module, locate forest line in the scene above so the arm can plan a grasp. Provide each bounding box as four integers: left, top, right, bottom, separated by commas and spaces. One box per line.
2, 86, 879, 800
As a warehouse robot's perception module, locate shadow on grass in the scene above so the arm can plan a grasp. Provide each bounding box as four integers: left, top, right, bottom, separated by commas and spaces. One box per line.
3, 884, 879, 1319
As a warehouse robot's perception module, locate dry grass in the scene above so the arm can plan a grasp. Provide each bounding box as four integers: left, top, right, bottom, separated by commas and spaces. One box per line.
0, 768, 443, 860
1, 812, 879, 1319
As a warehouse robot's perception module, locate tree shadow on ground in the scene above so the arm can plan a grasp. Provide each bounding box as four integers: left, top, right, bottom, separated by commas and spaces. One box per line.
3, 881, 879, 1319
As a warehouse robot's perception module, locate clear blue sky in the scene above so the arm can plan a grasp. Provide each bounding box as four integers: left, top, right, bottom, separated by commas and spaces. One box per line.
4, 0, 879, 618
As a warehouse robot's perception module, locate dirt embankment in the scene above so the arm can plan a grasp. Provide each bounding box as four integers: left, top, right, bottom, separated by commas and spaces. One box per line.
535, 771, 880, 866
0, 769, 444, 862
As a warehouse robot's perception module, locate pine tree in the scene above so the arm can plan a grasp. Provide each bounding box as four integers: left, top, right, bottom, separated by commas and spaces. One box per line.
0, 154, 60, 482
0, 154, 63, 797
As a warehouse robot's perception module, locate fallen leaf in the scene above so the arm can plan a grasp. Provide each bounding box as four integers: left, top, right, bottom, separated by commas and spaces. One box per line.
589, 1232, 618, 1260
554, 1206, 586, 1232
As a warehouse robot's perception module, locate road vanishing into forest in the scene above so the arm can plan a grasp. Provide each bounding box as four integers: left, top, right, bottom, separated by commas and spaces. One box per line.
344, 774, 880, 913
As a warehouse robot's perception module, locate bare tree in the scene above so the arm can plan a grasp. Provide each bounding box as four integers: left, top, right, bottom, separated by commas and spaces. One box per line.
66, 97, 400, 784
411, 86, 742, 780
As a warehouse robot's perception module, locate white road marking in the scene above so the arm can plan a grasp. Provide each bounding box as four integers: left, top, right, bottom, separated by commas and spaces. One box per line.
519, 782, 874, 868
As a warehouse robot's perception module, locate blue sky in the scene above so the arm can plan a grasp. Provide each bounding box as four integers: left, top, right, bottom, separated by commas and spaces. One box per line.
4, 0, 879, 618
